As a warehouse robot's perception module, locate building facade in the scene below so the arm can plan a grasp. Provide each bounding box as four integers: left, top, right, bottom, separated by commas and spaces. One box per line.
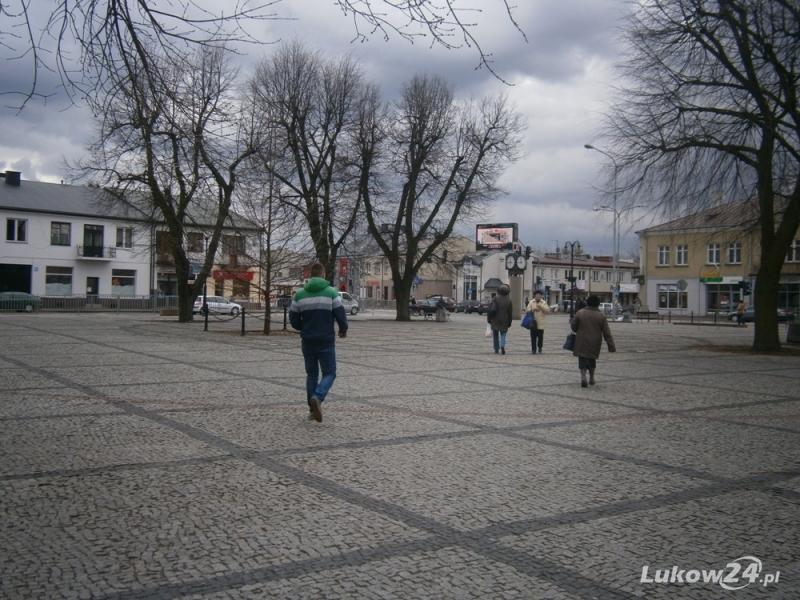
637, 201, 800, 315
0, 171, 261, 302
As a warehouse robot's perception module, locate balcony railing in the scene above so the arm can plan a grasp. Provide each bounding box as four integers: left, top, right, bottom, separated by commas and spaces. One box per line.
77, 246, 117, 259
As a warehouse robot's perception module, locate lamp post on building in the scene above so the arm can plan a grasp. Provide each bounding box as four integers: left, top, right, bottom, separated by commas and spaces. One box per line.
584, 144, 620, 319
563, 240, 582, 319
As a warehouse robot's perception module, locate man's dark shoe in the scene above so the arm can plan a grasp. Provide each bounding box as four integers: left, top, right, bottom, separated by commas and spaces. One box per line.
310, 396, 322, 422
501, 347, 505, 354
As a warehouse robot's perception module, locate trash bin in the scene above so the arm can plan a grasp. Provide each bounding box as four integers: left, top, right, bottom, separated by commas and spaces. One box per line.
435, 308, 448, 322
787, 323, 800, 344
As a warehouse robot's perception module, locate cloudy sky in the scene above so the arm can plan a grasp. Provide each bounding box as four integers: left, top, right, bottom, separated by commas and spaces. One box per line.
0, 0, 650, 259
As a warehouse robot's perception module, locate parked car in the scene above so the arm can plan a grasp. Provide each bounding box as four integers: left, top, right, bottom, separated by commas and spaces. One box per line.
728, 306, 795, 323
339, 291, 359, 315
598, 302, 613, 314
477, 299, 493, 315
193, 295, 242, 315
414, 299, 439, 316
0, 291, 41, 312
456, 299, 480, 313
427, 295, 456, 312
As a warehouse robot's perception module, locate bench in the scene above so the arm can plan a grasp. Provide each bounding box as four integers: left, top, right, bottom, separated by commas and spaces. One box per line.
636, 311, 663, 323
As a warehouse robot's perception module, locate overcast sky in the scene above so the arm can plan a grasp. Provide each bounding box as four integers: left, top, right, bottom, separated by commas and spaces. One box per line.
0, 0, 651, 259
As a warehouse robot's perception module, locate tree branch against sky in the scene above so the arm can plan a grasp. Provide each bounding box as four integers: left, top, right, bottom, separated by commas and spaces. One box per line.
0, 0, 524, 109
603, 0, 800, 350
359, 74, 524, 320
76, 43, 260, 322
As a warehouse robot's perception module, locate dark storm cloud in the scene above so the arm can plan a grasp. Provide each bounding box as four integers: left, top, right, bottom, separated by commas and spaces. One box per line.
0, 0, 646, 256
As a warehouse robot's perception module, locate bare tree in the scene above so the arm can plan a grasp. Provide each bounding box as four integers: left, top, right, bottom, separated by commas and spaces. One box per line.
76, 43, 260, 322
602, 0, 800, 351
236, 155, 313, 334
1, 1, 525, 109
357, 74, 525, 320
248, 40, 369, 284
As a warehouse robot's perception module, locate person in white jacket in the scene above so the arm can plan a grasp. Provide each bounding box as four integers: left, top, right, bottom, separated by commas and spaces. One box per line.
525, 290, 551, 354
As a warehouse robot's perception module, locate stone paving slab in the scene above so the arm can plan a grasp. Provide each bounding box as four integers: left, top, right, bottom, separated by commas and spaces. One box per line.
1, 312, 798, 599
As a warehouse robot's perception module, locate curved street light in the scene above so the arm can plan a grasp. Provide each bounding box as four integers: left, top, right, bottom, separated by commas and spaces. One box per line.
585, 144, 620, 319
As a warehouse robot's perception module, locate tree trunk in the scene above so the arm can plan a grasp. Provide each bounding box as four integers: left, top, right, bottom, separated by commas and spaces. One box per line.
393, 273, 413, 321
752, 260, 781, 351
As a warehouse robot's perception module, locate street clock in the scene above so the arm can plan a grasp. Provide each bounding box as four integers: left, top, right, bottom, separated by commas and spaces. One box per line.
505, 254, 516, 269
516, 255, 527, 270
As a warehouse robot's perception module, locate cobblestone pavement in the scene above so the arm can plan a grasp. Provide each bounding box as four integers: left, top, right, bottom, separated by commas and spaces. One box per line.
1, 312, 798, 599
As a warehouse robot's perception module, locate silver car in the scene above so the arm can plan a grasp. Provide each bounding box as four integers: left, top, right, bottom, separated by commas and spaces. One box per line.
193, 295, 242, 315
339, 291, 359, 315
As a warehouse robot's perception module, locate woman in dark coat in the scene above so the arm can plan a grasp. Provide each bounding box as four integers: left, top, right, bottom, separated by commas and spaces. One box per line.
570, 295, 616, 387
488, 284, 513, 354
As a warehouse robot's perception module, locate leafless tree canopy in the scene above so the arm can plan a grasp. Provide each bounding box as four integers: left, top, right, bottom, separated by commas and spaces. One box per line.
248, 40, 370, 281
604, 0, 800, 349
76, 43, 259, 321
359, 73, 525, 319
1, 0, 525, 108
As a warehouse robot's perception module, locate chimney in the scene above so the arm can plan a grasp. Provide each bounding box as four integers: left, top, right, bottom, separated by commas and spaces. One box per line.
3, 171, 21, 186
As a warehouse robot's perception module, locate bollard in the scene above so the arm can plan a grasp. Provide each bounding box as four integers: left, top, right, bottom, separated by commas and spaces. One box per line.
241, 307, 246, 336
668, 311, 672, 323
690, 311, 694, 324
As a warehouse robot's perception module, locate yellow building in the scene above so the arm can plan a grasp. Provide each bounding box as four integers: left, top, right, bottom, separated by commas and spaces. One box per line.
637, 201, 800, 315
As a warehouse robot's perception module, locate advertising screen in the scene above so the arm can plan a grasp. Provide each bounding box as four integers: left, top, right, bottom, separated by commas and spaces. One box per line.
475, 223, 517, 251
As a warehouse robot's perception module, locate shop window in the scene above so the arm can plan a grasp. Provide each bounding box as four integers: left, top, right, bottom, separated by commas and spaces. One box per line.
45, 266, 73, 295
657, 283, 687, 309
111, 270, 136, 296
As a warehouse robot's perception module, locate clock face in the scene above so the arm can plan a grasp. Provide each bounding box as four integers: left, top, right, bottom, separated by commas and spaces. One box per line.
516, 255, 527, 269
505, 254, 516, 269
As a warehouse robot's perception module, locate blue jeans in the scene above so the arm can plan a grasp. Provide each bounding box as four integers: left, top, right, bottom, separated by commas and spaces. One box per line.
492, 330, 507, 351
301, 340, 337, 407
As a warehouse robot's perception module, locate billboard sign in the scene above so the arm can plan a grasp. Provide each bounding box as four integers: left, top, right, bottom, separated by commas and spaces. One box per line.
476, 223, 517, 251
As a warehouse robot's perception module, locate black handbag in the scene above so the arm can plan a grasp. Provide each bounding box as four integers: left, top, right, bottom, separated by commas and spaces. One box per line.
563, 332, 576, 351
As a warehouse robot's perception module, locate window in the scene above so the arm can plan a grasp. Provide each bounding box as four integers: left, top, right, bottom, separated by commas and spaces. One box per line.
45, 266, 73, 295
577, 270, 586, 281
232, 279, 250, 298
83, 224, 104, 257
605, 271, 612, 281
116, 227, 133, 249
6, 218, 27, 242
727, 242, 741, 264
657, 283, 688, 309
657, 245, 669, 266
551, 269, 559, 280
787, 239, 800, 263
675, 245, 688, 266
592, 270, 601, 281
50, 222, 71, 246
187, 232, 203, 253
111, 269, 136, 296
707, 243, 720, 264
221, 235, 245, 256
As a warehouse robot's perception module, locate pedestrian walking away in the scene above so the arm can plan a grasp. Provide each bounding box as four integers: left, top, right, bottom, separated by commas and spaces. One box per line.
289, 263, 348, 422
570, 295, 616, 388
525, 290, 550, 354
488, 284, 513, 354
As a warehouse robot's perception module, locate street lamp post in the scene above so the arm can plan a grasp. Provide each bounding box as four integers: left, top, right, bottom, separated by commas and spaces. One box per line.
584, 144, 619, 319
563, 240, 582, 319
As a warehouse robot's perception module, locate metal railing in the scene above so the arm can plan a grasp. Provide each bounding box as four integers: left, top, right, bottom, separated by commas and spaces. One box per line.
1, 294, 263, 313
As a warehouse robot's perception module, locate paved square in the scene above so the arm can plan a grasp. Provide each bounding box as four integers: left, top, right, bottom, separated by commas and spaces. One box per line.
1, 312, 798, 599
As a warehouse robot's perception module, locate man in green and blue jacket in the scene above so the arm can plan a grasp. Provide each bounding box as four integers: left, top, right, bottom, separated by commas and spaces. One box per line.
289, 263, 348, 422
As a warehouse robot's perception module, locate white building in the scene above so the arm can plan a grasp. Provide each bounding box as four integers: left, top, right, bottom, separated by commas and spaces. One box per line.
0, 171, 262, 302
